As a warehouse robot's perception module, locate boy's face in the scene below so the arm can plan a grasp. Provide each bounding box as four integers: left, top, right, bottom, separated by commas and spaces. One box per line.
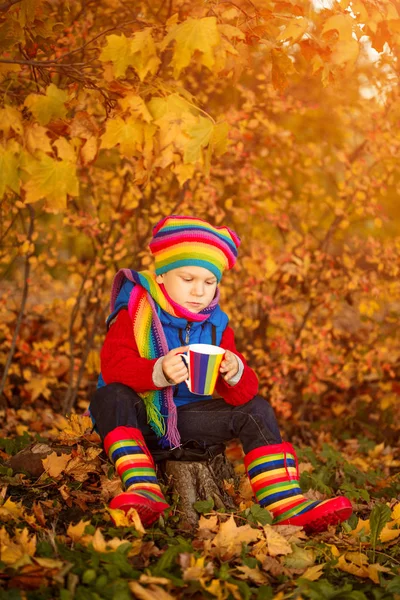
156, 266, 218, 313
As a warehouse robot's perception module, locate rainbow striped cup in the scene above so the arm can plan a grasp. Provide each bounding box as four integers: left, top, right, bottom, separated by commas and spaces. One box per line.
179, 343, 225, 395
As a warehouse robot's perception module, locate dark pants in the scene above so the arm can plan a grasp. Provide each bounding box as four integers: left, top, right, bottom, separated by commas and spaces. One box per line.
89, 383, 282, 460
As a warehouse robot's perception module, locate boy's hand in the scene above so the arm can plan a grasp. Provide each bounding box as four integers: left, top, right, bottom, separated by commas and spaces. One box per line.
162, 346, 189, 384
220, 350, 239, 381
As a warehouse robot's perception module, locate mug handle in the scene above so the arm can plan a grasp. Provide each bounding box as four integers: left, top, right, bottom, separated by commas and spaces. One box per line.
175, 353, 191, 388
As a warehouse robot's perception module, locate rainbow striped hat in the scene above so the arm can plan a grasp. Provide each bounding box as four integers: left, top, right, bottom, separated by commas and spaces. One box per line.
149, 215, 241, 282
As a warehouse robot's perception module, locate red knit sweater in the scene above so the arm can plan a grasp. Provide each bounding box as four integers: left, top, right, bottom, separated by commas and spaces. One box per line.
101, 309, 259, 406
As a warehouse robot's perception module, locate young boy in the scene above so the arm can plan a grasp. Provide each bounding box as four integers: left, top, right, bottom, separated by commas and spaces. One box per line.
89, 215, 352, 531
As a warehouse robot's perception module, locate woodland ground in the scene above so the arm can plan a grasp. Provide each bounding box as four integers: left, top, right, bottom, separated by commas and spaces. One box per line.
1, 392, 399, 600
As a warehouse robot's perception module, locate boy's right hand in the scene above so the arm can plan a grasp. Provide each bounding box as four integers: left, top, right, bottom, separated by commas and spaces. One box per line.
162, 346, 189, 384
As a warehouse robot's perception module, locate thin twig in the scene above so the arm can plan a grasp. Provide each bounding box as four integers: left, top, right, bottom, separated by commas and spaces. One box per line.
0, 205, 34, 399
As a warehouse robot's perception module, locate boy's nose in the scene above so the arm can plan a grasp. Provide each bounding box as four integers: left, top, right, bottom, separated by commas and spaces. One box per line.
192, 282, 204, 296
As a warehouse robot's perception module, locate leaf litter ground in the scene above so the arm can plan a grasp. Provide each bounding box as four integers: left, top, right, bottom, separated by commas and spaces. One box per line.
1, 405, 400, 600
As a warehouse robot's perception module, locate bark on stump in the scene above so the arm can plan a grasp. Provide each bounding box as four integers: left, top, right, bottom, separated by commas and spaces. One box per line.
162, 453, 237, 530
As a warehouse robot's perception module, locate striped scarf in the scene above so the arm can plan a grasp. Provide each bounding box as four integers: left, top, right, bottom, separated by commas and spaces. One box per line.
109, 269, 219, 448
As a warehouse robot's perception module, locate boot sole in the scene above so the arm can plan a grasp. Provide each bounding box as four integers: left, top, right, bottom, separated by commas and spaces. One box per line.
278, 499, 353, 533
110, 493, 169, 527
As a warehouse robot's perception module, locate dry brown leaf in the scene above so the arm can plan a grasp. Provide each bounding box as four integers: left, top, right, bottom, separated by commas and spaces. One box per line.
261, 555, 292, 577
264, 525, 293, 557
98, 475, 123, 501
236, 564, 269, 584
180, 554, 214, 581
32, 502, 46, 527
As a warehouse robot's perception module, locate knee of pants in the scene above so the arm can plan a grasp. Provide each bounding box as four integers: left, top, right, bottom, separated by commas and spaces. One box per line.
245, 395, 282, 439
246, 395, 276, 419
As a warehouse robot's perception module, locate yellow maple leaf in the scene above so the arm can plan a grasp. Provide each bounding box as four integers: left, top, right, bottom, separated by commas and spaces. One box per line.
101, 116, 144, 156
23, 153, 79, 210
0, 527, 36, 566
322, 14, 354, 41
211, 514, 260, 558
100, 30, 160, 80
349, 517, 371, 537
379, 526, 400, 543
60, 413, 93, 438
119, 94, 153, 122
161, 17, 221, 77
264, 525, 293, 557
184, 116, 214, 164
67, 519, 91, 542
24, 84, 67, 126
41, 452, 72, 478
129, 29, 161, 81
172, 162, 195, 186
301, 563, 325, 581
24, 376, 53, 402
391, 503, 400, 523
277, 17, 309, 44
99, 34, 133, 78
198, 514, 219, 533
337, 552, 369, 578
91, 528, 130, 552
0, 106, 23, 135
330, 39, 359, 66
0, 143, 20, 198
53, 138, 76, 162
25, 123, 52, 154
0, 498, 26, 521
367, 562, 391, 584
108, 507, 146, 533
211, 122, 229, 157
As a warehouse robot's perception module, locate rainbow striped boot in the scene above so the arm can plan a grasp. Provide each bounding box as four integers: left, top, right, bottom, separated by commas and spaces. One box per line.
104, 426, 169, 527
244, 442, 352, 533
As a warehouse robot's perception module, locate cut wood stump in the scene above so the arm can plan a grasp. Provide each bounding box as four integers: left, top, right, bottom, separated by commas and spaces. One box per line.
161, 453, 237, 529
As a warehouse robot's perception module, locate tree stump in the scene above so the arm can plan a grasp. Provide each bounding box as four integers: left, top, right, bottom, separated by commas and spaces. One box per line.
162, 453, 237, 529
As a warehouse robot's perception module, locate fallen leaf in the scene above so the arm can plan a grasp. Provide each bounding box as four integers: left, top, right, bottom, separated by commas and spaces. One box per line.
66, 519, 91, 542
300, 563, 325, 581
129, 581, 176, 600
264, 525, 293, 557
211, 514, 260, 558
236, 564, 269, 584
41, 452, 71, 478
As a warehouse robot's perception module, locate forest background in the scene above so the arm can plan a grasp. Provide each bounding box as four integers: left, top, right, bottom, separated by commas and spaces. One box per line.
1, 0, 400, 598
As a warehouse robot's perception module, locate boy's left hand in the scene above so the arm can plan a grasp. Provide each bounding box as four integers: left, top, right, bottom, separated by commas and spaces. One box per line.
220, 350, 239, 381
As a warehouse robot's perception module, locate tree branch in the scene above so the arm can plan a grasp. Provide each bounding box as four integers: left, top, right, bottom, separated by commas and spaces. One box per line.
0, 0, 21, 12
0, 205, 34, 401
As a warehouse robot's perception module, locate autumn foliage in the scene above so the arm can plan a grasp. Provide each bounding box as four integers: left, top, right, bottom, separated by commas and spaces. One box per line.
1, 0, 400, 597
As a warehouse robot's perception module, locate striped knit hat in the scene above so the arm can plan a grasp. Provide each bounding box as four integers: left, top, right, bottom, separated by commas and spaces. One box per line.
149, 215, 240, 282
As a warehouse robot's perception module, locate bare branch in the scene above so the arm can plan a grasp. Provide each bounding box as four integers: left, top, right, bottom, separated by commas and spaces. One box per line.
0, 205, 34, 399
0, 0, 21, 12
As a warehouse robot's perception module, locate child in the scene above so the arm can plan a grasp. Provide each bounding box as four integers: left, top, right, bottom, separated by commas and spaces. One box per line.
89, 215, 352, 531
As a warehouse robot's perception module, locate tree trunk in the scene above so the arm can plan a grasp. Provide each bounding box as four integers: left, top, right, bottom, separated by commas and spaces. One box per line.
162, 453, 237, 529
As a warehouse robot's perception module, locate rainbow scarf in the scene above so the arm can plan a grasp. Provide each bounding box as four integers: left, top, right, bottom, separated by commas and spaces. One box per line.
109, 269, 219, 448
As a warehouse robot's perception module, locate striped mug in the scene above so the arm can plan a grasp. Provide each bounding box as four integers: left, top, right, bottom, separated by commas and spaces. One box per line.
179, 343, 225, 395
